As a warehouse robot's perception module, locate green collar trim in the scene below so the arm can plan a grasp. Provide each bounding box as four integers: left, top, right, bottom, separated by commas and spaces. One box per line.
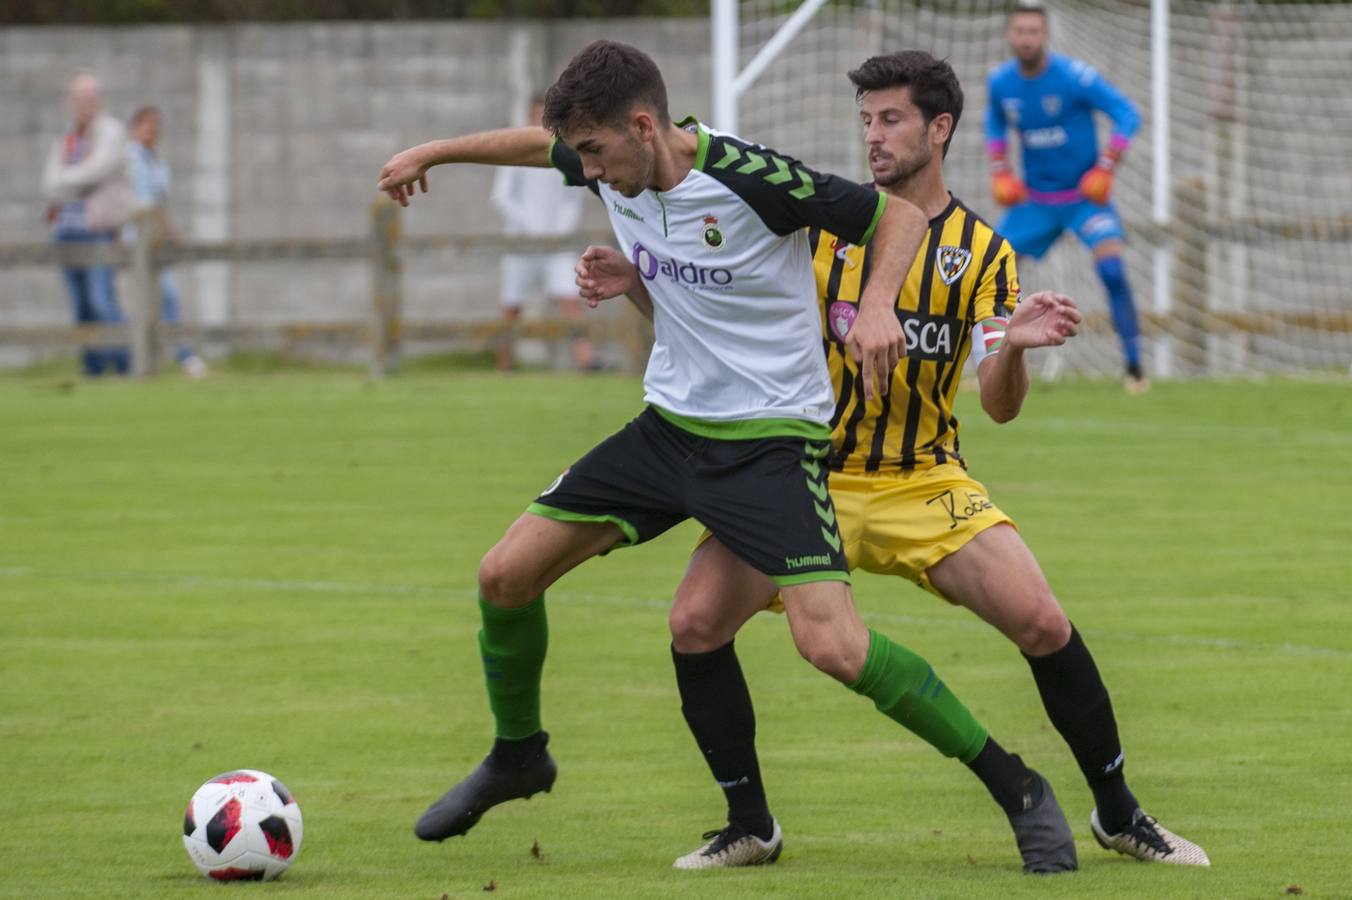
677, 116, 711, 171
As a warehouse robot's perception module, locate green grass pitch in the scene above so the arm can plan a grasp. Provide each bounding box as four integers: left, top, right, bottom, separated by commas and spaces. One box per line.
1, 370, 1349, 898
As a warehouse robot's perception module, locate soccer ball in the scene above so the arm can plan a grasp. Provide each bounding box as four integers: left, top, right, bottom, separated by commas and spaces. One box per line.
182, 769, 303, 882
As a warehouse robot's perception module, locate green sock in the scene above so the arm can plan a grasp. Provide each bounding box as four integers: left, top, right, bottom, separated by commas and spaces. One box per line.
847, 629, 989, 763
478, 593, 548, 740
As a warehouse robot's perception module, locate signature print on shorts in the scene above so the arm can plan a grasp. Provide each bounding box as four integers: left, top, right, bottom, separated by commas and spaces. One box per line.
925, 488, 995, 530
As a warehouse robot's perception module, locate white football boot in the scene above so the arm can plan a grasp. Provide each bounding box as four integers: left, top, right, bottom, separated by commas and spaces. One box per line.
673, 818, 783, 869
1091, 808, 1211, 866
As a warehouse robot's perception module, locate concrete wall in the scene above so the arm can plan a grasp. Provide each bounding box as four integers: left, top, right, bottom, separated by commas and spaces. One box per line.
0, 20, 712, 365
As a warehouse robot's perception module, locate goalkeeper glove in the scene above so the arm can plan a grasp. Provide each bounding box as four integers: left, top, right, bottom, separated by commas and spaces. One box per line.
1078, 145, 1123, 204
989, 153, 1027, 207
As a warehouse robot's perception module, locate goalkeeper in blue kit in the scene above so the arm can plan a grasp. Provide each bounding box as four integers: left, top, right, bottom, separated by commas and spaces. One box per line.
986, 1, 1149, 393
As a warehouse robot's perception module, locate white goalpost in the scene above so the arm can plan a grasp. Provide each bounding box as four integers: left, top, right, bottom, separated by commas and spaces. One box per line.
710, 0, 1352, 379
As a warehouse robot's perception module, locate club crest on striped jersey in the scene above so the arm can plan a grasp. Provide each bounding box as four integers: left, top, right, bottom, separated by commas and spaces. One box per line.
936, 245, 971, 286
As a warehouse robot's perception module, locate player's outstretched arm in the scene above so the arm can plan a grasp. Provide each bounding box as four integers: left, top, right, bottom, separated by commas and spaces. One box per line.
575, 245, 653, 322
847, 196, 928, 401
977, 291, 1081, 423
376, 126, 555, 206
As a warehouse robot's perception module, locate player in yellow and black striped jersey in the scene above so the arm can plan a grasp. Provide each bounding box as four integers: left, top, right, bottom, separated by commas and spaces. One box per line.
671, 50, 1210, 869
809, 197, 1015, 475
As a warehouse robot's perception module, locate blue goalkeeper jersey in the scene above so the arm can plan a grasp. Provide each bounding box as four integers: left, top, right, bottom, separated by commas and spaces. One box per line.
985, 53, 1140, 196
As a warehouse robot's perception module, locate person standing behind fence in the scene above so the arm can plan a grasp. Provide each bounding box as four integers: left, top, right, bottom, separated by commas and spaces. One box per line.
42, 73, 132, 376
126, 106, 208, 378
490, 96, 597, 372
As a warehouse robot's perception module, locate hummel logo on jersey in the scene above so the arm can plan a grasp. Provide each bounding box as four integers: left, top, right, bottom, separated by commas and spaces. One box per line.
936, 246, 972, 286
611, 200, 644, 222
631, 241, 734, 289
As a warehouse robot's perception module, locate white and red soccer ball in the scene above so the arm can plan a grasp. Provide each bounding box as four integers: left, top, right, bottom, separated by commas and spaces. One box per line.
182, 769, 303, 882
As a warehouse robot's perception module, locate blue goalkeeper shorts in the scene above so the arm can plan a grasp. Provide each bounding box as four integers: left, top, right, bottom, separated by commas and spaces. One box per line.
997, 199, 1125, 259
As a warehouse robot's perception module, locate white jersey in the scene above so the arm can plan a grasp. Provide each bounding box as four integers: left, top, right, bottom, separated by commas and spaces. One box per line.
491, 165, 585, 237
551, 120, 887, 433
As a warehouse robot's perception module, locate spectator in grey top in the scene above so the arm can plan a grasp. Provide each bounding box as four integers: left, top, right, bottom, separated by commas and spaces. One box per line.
43, 73, 131, 376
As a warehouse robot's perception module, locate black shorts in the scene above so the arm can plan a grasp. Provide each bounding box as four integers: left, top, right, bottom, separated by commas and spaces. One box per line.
527, 407, 848, 586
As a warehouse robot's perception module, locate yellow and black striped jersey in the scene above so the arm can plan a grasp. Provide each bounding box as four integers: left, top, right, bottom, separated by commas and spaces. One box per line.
811, 194, 1019, 474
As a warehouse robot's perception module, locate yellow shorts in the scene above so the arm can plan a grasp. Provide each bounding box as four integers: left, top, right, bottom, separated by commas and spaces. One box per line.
698, 463, 1014, 608
827, 465, 1014, 599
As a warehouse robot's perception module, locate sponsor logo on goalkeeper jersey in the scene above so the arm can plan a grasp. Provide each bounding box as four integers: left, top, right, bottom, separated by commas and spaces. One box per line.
631, 241, 734, 289
1023, 125, 1068, 149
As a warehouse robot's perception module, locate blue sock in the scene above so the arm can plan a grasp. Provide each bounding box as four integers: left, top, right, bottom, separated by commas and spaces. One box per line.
1095, 255, 1141, 372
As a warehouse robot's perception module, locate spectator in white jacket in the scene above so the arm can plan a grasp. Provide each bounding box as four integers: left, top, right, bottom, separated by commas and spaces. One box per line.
489, 96, 596, 372
42, 74, 131, 376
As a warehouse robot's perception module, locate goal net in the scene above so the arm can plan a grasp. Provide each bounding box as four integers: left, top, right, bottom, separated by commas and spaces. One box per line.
723, 0, 1352, 378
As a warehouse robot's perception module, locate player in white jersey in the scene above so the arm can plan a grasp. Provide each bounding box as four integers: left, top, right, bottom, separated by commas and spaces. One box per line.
377, 40, 1070, 871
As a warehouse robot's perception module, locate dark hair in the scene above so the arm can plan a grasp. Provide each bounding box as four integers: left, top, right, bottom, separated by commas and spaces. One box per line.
128, 105, 161, 127
542, 41, 670, 135
847, 51, 963, 157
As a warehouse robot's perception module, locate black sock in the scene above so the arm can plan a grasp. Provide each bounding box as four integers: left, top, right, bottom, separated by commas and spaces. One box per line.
490, 731, 548, 767
966, 737, 1040, 816
1024, 624, 1138, 832
671, 641, 773, 840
